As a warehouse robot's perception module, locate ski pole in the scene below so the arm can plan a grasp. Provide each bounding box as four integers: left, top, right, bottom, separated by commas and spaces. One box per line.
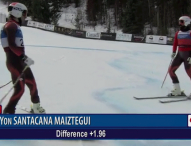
0, 65, 29, 104
0, 81, 12, 89
161, 59, 173, 88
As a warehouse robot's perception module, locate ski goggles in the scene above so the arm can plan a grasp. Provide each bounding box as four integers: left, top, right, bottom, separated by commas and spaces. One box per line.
179, 20, 184, 24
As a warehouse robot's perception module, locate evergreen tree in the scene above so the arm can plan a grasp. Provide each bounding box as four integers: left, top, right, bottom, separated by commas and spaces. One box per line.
2, 0, 191, 35
31, 0, 49, 23
107, 0, 115, 8
74, 0, 80, 8
122, 0, 147, 34
114, 0, 127, 28
86, 0, 98, 25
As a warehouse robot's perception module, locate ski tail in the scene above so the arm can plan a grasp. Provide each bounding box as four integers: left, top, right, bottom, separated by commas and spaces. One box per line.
134, 95, 186, 100
159, 97, 190, 103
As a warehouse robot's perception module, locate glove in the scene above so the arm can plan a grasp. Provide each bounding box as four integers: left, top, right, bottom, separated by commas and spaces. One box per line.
22, 55, 34, 66
171, 52, 176, 59
24, 57, 34, 66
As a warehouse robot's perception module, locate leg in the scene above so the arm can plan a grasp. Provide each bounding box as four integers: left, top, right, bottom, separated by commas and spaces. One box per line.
169, 52, 183, 83
24, 67, 45, 113
3, 67, 25, 114
24, 67, 40, 103
168, 52, 184, 96
183, 51, 191, 98
182, 51, 191, 79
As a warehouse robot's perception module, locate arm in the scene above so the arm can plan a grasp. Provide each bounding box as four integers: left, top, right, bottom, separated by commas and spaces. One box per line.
5, 22, 34, 66
172, 32, 178, 53
4, 22, 25, 57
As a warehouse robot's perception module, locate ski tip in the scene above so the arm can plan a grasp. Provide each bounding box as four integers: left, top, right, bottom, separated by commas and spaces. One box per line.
159, 100, 166, 103
159, 99, 175, 103
133, 97, 140, 100
133, 96, 151, 100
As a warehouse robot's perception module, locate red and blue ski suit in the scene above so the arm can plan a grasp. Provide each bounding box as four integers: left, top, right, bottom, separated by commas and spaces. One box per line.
169, 30, 191, 83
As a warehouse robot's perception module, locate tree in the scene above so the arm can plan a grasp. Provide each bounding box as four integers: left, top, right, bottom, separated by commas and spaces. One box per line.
114, 0, 127, 28
74, 0, 80, 8
75, 8, 83, 30
2, 0, 191, 36
31, 0, 49, 23
86, 0, 99, 26
122, 0, 148, 34
107, 14, 111, 33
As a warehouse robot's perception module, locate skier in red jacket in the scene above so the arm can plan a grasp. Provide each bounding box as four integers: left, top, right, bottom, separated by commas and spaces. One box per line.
168, 16, 191, 96
1, 2, 46, 114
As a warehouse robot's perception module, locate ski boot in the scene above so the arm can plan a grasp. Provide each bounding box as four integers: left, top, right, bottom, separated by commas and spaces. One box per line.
187, 93, 191, 99
30, 103, 46, 114
167, 83, 186, 97
3, 106, 16, 114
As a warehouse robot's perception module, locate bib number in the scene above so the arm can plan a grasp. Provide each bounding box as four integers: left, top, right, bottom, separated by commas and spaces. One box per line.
20, 39, 24, 46
187, 57, 191, 64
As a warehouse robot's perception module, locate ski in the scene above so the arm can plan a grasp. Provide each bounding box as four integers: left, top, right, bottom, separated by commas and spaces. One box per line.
16, 105, 46, 114
159, 97, 191, 103
133, 95, 186, 100
16, 105, 31, 113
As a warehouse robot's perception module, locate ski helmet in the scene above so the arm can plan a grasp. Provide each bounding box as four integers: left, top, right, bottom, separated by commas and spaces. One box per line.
8, 2, 27, 18
179, 16, 191, 26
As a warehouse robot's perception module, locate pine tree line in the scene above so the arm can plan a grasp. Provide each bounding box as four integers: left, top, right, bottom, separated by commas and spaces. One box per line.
86, 0, 191, 35
1, 0, 191, 35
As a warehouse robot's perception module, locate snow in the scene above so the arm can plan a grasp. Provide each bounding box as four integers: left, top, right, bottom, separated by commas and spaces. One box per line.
0, 22, 191, 145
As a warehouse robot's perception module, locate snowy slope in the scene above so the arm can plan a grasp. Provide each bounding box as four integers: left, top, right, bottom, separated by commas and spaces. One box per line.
0, 23, 191, 146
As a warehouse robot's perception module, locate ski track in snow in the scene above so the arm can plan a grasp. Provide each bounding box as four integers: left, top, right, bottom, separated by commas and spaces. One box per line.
0, 24, 190, 146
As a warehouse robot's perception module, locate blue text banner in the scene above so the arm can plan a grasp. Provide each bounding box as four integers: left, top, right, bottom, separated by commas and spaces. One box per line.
0, 114, 189, 128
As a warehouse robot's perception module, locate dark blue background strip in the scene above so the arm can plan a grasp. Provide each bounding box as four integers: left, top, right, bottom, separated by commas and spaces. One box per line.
0, 129, 191, 139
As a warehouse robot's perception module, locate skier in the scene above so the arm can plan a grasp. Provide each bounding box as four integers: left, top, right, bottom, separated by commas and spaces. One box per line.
168, 15, 191, 96
0, 2, 46, 114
